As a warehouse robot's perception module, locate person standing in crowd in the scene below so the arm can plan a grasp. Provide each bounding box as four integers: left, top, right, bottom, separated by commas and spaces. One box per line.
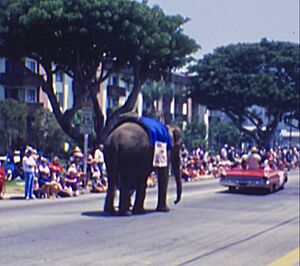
94, 144, 104, 178
22, 147, 36, 200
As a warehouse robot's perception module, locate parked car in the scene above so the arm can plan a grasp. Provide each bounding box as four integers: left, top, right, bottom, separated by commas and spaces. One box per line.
219, 168, 288, 193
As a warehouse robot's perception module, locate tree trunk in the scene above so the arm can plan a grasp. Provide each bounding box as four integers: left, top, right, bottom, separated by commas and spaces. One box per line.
101, 65, 142, 141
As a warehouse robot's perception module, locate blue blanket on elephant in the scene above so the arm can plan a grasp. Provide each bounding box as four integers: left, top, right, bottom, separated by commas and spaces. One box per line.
140, 117, 172, 150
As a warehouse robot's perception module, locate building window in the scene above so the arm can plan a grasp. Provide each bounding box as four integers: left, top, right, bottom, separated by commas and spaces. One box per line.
108, 76, 118, 86
5, 88, 19, 100
182, 103, 187, 115
5, 59, 23, 74
56, 92, 64, 107
18, 89, 26, 102
5, 59, 12, 73
27, 89, 36, 103
56, 71, 64, 82
27, 60, 37, 73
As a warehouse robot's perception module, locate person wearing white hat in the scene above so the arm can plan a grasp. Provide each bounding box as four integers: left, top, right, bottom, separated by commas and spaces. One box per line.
22, 147, 36, 200
64, 163, 80, 196
246, 146, 262, 169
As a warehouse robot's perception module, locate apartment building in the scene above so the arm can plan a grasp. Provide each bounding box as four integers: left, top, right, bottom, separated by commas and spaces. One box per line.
0, 57, 208, 133
0, 58, 41, 105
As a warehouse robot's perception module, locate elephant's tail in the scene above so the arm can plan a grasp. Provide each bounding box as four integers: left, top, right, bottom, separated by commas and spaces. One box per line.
104, 138, 119, 189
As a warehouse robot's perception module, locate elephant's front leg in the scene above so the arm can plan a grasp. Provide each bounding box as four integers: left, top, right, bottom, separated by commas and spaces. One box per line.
156, 167, 170, 212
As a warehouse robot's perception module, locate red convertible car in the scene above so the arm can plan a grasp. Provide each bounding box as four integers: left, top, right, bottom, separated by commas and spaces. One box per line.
219, 168, 288, 193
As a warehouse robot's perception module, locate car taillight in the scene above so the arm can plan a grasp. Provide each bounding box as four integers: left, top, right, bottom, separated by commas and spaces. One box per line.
262, 176, 270, 184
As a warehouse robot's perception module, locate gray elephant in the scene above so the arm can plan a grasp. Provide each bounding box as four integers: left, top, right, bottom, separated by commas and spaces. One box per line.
103, 117, 182, 215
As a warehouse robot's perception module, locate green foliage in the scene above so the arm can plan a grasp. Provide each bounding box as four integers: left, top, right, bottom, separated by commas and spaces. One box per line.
0, 0, 199, 145
0, 100, 72, 156
0, 99, 28, 152
141, 80, 173, 119
0, 0, 198, 81
209, 119, 252, 152
190, 39, 300, 147
173, 119, 207, 150
28, 109, 74, 157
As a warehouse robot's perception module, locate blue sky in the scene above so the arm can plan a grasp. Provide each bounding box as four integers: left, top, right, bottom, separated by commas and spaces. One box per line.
148, 0, 300, 59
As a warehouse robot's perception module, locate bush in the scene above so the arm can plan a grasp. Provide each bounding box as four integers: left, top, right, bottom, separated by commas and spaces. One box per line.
0, 100, 73, 157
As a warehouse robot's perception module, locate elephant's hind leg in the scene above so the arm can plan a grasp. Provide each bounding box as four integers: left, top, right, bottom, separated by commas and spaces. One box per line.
132, 176, 147, 214
104, 182, 116, 214
118, 180, 131, 216
104, 156, 117, 214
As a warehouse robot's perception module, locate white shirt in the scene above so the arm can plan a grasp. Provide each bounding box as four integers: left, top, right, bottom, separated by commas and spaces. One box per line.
39, 164, 50, 175
94, 149, 104, 164
22, 156, 36, 173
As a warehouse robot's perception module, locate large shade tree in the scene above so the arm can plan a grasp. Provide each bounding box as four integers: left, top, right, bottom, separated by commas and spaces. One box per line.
190, 39, 299, 148
0, 0, 198, 145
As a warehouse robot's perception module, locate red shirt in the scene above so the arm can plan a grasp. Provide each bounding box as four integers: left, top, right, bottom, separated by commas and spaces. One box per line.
49, 162, 64, 175
0, 166, 5, 187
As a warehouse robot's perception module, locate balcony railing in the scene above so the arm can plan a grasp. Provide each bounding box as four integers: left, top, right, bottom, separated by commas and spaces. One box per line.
107, 85, 126, 97
0, 73, 42, 87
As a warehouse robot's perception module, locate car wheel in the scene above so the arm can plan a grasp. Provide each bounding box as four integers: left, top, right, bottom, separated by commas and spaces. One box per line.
269, 184, 276, 193
228, 186, 236, 192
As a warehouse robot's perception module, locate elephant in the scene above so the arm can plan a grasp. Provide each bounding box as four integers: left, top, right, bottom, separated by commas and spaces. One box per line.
103, 117, 182, 215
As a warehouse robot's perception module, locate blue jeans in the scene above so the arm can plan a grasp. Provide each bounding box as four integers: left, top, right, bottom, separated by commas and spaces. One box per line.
24, 172, 34, 199
98, 163, 103, 178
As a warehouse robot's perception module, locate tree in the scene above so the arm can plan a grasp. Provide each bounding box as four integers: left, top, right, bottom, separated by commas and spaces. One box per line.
208, 119, 252, 152
0, 100, 28, 152
0, 100, 72, 156
173, 119, 206, 150
29, 109, 74, 158
190, 39, 300, 148
0, 0, 198, 146
141, 80, 174, 119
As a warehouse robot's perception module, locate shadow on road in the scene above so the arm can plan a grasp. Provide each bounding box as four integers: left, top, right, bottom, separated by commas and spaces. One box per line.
6, 196, 25, 200
217, 188, 273, 196
81, 209, 157, 218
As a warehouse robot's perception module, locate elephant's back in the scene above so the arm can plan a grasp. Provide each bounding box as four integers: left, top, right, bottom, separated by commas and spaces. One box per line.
106, 122, 150, 150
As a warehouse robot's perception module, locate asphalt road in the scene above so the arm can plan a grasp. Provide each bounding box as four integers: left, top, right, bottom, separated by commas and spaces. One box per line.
0, 170, 299, 266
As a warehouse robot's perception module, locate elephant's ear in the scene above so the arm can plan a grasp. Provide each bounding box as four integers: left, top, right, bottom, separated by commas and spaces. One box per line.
167, 125, 182, 147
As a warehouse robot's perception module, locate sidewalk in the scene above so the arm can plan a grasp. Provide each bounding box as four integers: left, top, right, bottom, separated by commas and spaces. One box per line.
2, 175, 215, 200
2, 181, 24, 200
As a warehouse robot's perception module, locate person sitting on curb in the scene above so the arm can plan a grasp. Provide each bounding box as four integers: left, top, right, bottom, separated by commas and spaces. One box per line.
90, 159, 107, 193
49, 156, 64, 181
38, 157, 61, 199
64, 163, 80, 196
0, 165, 6, 199
72, 147, 85, 189
90, 172, 107, 193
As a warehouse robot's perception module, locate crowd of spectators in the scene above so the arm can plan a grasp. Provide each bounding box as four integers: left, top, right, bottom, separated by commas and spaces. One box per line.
180, 144, 300, 182
0, 142, 299, 200
0, 144, 108, 200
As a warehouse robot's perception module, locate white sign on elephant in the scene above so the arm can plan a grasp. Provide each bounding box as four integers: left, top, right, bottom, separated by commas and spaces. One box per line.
153, 141, 168, 167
